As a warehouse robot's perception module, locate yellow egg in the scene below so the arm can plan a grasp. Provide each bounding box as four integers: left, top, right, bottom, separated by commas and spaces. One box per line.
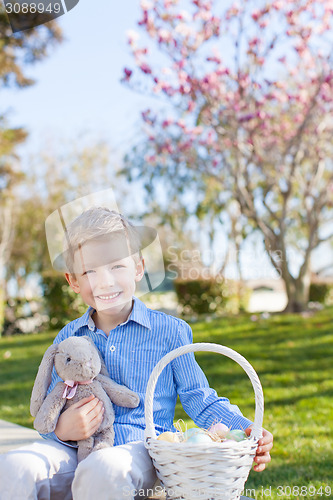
157, 432, 180, 443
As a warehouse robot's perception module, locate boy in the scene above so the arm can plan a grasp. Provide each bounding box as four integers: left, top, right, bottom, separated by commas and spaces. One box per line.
0, 208, 273, 500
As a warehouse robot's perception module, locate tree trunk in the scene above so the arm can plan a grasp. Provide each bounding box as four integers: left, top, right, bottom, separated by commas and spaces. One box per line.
262, 234, 312, 313
0, 282, 5, 337
283, 270, 311, 313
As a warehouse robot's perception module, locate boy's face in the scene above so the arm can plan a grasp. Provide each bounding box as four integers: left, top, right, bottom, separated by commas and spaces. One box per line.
65, 238, 144, 320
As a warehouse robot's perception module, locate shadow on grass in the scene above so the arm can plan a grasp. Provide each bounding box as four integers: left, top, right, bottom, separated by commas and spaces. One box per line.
246, 452, 333, 495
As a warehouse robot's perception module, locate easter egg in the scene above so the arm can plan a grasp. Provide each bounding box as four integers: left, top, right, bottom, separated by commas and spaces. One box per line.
209, 423, 229, 439
157, 432, 180, 443
186, 433, 213, 444
183, 428, 202, 441
226, 429, 247, 442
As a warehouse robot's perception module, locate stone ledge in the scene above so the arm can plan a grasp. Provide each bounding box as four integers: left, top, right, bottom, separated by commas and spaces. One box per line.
0, 419, 42, 454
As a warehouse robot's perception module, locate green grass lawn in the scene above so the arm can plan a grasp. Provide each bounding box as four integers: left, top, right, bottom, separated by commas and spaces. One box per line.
1, 307, 332, 499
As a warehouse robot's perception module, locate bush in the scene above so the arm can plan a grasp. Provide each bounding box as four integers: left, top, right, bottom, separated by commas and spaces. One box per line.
309, 282, 333, 305
41, 273, 86, 328
3, 297, 48, 336
174, 278, 251, 316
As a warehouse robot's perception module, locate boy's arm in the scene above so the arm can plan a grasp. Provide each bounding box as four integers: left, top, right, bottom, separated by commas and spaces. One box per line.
171, 320, 253, 431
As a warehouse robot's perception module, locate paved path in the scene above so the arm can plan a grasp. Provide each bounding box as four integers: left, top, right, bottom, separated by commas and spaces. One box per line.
0, 419, 42, 454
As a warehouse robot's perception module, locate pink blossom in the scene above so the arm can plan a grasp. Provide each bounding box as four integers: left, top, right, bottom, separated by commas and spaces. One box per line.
256, 110, 267, 120
272, 0, 283, 9
126, 29, 140, 46
158, 28, 173, 43
192, 126, 203, 135
248, 37, 260, 49
259, 19, 268, 29
123, 68, 133, 81
178, 70, 188, 84
140, 63, 152, 74
141, 109, 155, 125
179, 83, 191, 94
138, 10, 148, 26
251, 9, 261, 21
239, 113, 256, 123
162, 119, 172, 128
187, 101, 196, 112
145, 154, 157, 163
176, 119, 186, 129
216, 67, 230, 77
207, 55, 221, 64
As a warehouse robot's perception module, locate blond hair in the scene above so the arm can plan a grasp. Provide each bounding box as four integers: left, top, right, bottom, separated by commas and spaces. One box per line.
64, 207, 141, 273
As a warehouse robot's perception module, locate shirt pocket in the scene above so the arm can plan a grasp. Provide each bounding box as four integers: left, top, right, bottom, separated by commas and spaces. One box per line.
130, 347, 156, 365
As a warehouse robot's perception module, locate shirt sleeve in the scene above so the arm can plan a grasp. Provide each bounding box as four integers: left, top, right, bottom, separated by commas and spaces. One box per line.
39, 431, 78, 449
171, 320, 253, 431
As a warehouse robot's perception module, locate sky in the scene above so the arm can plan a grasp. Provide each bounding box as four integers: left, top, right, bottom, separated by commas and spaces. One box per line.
2, 0, 332, 281
3, 0, 153, 154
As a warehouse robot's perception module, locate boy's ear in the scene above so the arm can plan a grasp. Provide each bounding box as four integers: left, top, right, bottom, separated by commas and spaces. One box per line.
65, 273, 80, 293
135, 258, 145, 282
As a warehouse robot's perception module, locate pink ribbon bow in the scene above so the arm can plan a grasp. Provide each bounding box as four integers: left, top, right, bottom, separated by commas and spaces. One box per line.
62, 379, 93, 399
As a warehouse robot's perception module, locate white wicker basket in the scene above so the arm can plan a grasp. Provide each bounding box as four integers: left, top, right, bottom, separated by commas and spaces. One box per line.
144, 343, 264, 500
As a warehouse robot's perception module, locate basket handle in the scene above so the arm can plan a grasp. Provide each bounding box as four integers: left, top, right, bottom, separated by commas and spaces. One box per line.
144, 342, 264, 442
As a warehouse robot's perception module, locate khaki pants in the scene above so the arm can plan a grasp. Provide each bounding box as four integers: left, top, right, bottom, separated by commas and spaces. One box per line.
0, 440, 156, 500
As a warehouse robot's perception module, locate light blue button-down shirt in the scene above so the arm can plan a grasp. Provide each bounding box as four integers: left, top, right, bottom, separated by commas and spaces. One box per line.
43, 297, 252, 447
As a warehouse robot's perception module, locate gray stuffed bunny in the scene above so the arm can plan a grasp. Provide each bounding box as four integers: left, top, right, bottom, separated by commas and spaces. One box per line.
30, 336, 140, 461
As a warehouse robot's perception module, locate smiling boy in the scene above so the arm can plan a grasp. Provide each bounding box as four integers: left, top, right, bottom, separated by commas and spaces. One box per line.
65, 242, 145, 333
0, 207, 273, 500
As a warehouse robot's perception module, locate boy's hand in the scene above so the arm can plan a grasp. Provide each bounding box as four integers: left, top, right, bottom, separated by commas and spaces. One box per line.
245, 427, 273, 472
55, 395, 104, 442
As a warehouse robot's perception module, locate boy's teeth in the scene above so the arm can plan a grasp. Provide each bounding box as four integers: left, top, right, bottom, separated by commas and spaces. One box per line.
98, 292, 120, 300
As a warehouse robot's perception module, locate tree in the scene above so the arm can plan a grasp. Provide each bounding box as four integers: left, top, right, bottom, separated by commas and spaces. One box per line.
122, 0, 333, 312
5, 140, 122, 332
0, 8, 62, 334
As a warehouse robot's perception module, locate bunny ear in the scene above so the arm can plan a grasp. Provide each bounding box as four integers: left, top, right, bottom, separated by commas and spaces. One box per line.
82, 336, 110, 377
30, 344, 58, 417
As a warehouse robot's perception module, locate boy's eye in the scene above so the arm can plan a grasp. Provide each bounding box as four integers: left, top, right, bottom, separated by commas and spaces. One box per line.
83, 270, 95, 275
113, 264, 125, 269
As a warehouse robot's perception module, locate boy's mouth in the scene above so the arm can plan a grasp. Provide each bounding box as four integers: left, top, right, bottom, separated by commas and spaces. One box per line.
96, 292, 122, 302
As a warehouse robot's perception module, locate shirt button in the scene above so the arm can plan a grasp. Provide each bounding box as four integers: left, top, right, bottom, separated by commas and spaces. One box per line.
110, 345, 116, 352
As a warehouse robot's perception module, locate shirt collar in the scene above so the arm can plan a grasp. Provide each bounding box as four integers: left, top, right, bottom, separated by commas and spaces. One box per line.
72, 307, 96, 333
129, 296, 152, 330
73, 296, 151, 333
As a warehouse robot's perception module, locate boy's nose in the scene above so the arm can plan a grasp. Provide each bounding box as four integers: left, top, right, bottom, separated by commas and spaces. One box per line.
97, 267, 116, 287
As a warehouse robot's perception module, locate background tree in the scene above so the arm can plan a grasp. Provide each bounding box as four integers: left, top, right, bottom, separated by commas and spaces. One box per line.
122, 0, 333, 312
5, 140, 123, 332
0, 7, 62, 334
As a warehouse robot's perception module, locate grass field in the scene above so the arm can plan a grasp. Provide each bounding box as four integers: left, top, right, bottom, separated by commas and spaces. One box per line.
1, 307, 332, 499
